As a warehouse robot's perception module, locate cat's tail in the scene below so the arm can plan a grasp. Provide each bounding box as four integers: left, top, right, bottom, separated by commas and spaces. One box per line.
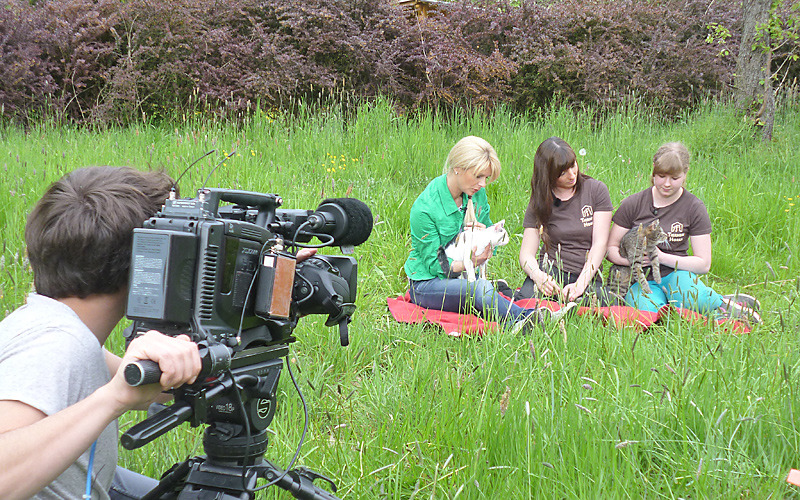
512, 302, 578, 335
546, 301, 578, 322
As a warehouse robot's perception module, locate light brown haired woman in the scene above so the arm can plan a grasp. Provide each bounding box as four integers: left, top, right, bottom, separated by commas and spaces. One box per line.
606, 142, 760, 323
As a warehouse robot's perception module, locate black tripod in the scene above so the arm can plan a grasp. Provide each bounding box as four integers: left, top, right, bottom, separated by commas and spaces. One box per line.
138, 430, 338, 499
122, 344, 340, 499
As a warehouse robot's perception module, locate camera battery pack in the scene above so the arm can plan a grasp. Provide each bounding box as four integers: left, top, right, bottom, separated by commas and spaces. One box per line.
127, 229, 197, 324
255, 252, 296, 319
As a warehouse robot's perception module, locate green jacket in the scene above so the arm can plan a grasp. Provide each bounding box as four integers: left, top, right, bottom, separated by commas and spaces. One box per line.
404, 174, 492, 281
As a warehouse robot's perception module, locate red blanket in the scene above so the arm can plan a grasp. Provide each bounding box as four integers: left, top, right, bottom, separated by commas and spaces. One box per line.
386, 292, 751, 336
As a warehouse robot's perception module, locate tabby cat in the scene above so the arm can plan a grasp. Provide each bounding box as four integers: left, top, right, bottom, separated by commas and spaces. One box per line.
607, 219, 669, 299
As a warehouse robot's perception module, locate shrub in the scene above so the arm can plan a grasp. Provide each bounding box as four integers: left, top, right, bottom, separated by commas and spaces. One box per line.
98, 0, 516, 119
0, 1, 58, 121
503, 0, 740, 116
2, 0, 788, 125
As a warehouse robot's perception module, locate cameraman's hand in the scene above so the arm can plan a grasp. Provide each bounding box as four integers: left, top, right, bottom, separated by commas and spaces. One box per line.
108, 331, 201, 412
297, 247, 317, 262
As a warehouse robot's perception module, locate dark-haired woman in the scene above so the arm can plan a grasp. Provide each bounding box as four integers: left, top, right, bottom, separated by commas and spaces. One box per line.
517, 137, 614, 305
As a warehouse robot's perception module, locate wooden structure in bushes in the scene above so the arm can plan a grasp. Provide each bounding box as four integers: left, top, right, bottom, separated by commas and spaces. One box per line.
393, 0, 446, 19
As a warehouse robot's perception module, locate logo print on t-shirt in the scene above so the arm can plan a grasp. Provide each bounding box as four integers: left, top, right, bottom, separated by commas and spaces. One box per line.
580, 205, 594, 227
669, 221, 685, 243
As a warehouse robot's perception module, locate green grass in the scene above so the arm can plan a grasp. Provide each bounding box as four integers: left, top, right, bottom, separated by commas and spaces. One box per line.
2, 98, 800, 498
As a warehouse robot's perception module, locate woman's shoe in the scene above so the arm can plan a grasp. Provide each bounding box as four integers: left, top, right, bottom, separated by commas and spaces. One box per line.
721, 293, 761, 312
719, 297, 762, 324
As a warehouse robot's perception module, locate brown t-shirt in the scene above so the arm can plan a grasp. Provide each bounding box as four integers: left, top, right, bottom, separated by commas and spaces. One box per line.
612, 187, 712, 277
523, 177, 613, 274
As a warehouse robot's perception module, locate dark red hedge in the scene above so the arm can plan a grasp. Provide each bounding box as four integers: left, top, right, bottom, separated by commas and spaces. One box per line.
0, 0, 751, 124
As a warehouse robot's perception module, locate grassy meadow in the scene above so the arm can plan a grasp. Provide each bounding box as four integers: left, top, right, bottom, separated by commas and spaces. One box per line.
2, 99, 800, 498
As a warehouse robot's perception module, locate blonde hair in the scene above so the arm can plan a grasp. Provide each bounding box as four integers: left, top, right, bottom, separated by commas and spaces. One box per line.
444, 136, 501, 182
652, 142, 690, 181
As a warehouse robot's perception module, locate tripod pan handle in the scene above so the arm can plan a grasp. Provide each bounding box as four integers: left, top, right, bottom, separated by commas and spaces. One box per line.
120, 400, 193, 450
124, 360, 161, 386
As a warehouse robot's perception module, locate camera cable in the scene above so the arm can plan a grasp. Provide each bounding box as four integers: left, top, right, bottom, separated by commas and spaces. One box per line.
291, 221, 334, 253
225, 356, 310, 495
231, 247, 311, 494
82, 440, 97, 499
224, 368, 254, 493
250, 357, 309, 493
292, 272, 315, 306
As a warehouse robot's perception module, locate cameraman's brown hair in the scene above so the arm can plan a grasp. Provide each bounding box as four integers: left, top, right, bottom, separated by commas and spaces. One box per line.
25, 166, 174, 299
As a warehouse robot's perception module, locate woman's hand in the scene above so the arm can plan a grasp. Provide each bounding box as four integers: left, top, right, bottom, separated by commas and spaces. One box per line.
561, 282, 584, 302
472, 244, 492, 267
535, 272, 562, 297
643, 248, 667, 266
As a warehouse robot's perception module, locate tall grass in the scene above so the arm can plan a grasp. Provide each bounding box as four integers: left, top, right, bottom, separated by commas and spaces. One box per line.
1, 98, 799, 498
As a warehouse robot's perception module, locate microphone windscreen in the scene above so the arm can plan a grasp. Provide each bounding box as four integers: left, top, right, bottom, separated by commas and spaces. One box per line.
320, 198, 373, 246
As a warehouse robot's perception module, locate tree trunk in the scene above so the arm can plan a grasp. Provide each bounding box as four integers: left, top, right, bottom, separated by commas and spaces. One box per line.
734, 0, 774, 141
735, 0, 771, 108
760, 54, 775, 142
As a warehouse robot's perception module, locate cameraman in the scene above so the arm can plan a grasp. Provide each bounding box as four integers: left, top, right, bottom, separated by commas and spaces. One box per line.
0, 166, 203, 499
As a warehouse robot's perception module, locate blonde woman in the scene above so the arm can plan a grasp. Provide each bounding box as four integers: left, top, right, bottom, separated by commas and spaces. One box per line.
404, 136, 545, 332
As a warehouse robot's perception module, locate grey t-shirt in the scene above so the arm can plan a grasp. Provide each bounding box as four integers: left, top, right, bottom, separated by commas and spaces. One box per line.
0, 293, 117, 499
523, 177, 613, 274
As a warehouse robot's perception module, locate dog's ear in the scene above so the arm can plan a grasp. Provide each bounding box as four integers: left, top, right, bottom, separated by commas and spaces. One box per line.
493, 219, 506, 230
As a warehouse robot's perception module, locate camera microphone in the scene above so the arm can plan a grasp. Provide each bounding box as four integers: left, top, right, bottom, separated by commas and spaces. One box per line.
306, 198, 373, 247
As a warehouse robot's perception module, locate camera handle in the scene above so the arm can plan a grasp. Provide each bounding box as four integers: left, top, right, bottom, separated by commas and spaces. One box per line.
202, 189, 281, 227
124, 343, 233, 387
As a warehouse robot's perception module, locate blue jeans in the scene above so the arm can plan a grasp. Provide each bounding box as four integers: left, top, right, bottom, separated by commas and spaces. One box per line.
110, 467, 159, 499
409, 278, 532, 325
625, 270, 724, 314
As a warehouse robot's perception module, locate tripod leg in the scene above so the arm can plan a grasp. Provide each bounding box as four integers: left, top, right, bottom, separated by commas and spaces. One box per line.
141, 459, 194, 500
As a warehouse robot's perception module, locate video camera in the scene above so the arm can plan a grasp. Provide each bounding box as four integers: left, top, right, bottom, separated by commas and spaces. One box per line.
120, 187, 372, 499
